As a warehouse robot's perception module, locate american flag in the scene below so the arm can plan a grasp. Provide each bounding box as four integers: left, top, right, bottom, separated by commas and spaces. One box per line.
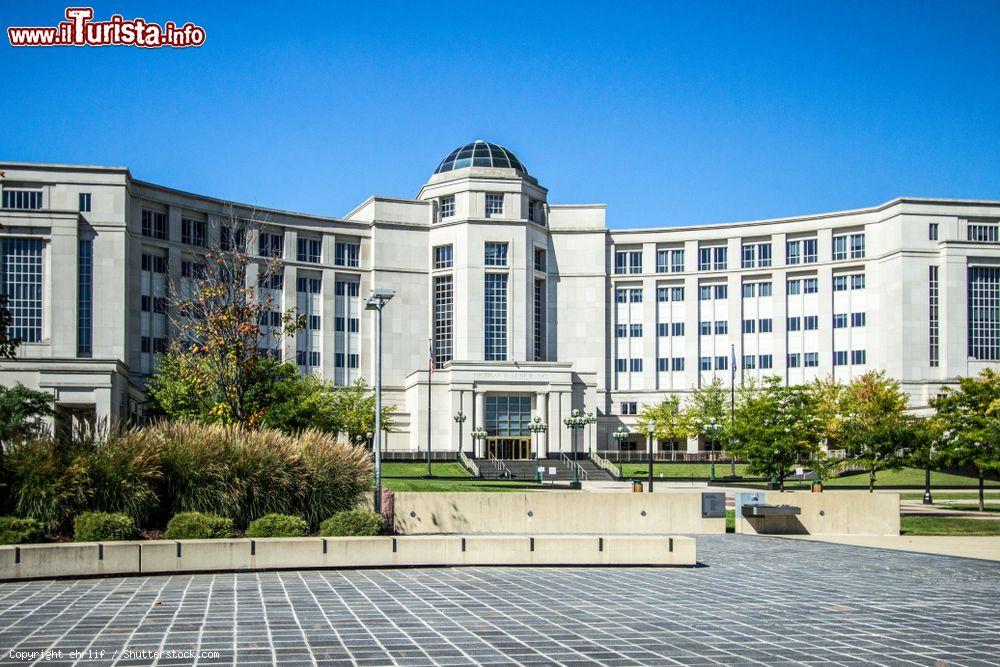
429, 338, 435, 373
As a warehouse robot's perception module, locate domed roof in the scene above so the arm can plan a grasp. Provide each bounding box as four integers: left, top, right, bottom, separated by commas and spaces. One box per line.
433, 140, 526, 175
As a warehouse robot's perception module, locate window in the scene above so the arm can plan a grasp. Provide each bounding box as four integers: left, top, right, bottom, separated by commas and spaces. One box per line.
787, 316, 801, 331
803, 278, 818, 294
715, 356, 728, 370
742, 355, 755, 369
630, 358, 643, 372
670, 249, 684, 273
850, 233, 866, 259
485, 396, 532, 436
742, 242, 771, 268
141, 209, 168, 240
759, 282, 772, 297
834, 351, 848, 366
787, 353, 801, 368
929, 223, 939, 241
656, 250, 669, 273
617, 358, 628, 372
787, 279, 801, 295
534, 279, 545, 361
79, 193, 91, 212
658, 322, 669, 337
714, 284, 727, 299
851, 350, 866, 365
657, 287, 669, 302
758, 243, 772, 267
434, 275, 453, 365
741, 244, 754, 269
968, 266, 1000, 360
630, 323, 643, 337
742, 283, 755, 298
968, 223, 999, 243
699, 286, 712, 300
832, 235, 848, 260
616, 324, 627, 338
698, 248, 711, 271
77, 240, 92, 356
833, 313, 847, 328
2, 190, 43, 210
335, 240, 360, 267
699, 321, 711, 336
484, 273, 507, 360
485, 193, 504, 218
803, 315, 818, 330
804, 352, 819, 367
1, 239, 43, 343
616, 289, 627, 303
671, 322, 684, 337
713, 246, 727, 270
700, 356, 712, 371
526, 199, 536, 223
671, 287, 684, 301
851, 312, 866, 327
742, 319, 756, 334
833, 276, 848, 292
759, 318, 772, 333
485, 242, 508, 266
671, 357, 684, 371
259, 232, 284, 258
929, 266, 939, 367
181, 218, 206, 247
534, 247, 546, 272
221, 226, 245, 252
759, 354, 773, 369
621, 401, 638, 415
715, 321, 728, 335
629, 288, 642, 303
348, 353, 359, 368
851, 274, 866, 290
297, 237, 321, 263
440, 195, 455, 219
335, 353, 345, 367
786, 240, 801, 265
615, 250, 642, 275
803, 239, 817, 263
434, 244, 453, 269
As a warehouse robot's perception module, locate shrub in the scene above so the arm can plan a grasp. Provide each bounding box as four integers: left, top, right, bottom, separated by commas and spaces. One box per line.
164, 512, 235, 540
157, 422, 234, 520
77, 429, 162, 526
73, 511, 137, 542
3, 437, 88, 532
320, 510, 386, 537
0, 516, 46, 544
297, 429, 373, 531
227, 427, 304, 528
245, 513, 308, 538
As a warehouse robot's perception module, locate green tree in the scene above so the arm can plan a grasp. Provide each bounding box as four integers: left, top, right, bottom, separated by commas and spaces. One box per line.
930, 369, 1000, 511
839, 370, 911, 492
0, 383, 55, 442
684, 378, 729, 452
728, 378, 821, 490
329, 379, 395, 444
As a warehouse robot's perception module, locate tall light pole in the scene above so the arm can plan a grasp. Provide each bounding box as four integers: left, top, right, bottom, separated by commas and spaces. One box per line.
365, 287, 395, 514
646, 421, 656, 492
613, 426, 629, 480
585, 410, 597, 456
453, 410, 467, 457
563, 408, 586, 489
529, 415, 547, 459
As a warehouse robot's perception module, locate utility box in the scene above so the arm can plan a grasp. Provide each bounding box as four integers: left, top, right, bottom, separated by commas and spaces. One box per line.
701, 492, 726, 518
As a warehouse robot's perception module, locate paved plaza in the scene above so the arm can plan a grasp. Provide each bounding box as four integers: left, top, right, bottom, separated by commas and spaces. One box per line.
0, 535, 997, 666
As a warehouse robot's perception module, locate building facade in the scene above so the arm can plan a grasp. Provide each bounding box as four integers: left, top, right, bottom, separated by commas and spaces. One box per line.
2, 142, 999, 455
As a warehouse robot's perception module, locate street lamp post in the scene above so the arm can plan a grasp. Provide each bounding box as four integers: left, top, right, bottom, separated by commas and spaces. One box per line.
364, 287, 395, 514
453, 410, 467, 457
528, 415, 547, 459
585, 411, 597, 455
563, 408, 586, 489
613, 426, 628, 479
646, 422, 656, 492
924, 446, 936, 505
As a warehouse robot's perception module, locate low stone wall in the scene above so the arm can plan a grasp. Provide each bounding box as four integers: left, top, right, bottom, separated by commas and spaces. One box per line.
0, 535, 696, 581
736, 491, 900, 536
393, 491, 727, 534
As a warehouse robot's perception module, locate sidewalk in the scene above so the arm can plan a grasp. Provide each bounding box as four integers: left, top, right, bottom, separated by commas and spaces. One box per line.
775, 534, 1000, 562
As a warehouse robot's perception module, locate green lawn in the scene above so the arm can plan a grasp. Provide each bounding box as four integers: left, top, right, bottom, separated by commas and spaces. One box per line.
619, 463, 749, 479
900, 515, 1000, 536
726, 509, 735, 533
745, 467, 997, 490
380, 461, 471, 478
899, 491, 1000, 501
382, 478, 541, 492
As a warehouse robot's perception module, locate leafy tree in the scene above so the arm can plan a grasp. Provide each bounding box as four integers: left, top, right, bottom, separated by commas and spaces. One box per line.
329, 379, 395, 444
684, 378, 729, 452
930, 369, 1000, 511
839, 370, 911, 492
0, 384, 55, 442
728, 378, 821, 490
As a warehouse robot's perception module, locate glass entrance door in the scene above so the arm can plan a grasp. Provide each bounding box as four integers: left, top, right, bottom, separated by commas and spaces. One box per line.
487, 437, 532, 460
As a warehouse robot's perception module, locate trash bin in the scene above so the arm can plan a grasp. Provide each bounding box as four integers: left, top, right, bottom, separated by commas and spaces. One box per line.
811, 479, 823, 493
631, 479, 643, 493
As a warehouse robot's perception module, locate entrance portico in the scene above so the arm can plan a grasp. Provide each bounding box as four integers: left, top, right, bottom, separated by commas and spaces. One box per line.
402, 360, 597, 459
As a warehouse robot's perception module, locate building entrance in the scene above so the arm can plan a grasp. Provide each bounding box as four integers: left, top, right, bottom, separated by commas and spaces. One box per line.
487, 436, 532, 460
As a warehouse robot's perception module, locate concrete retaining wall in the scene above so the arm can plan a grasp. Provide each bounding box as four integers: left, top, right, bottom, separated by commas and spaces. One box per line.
736, 491, 900, 536
392, 491, 726, 534
0, 535, 696, 581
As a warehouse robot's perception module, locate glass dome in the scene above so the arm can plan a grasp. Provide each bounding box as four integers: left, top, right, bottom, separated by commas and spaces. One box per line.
433, 140, 526, 175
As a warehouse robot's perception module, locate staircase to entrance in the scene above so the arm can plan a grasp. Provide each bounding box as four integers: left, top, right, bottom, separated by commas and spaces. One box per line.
480, 456, 615, 482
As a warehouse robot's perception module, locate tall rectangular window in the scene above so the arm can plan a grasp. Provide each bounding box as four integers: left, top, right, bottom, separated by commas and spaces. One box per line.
485, 193, 504, 218
77, 240, 93, 356
141, 209, 168, 240
670, 249, 684, 272
929, 223, 939, 241
968, 266, 1000, 360
2, 190, 43, 210
485, 242, 508, 266
1, 239, 43, 343
534, 247, 546, 272
832, 235, 848, 260
698, 247, 711, 271
656, 249, 669, 273
534, 278, 546, 361
434, 275, 454, 365
297, 237, 321, 263
850, 233, 866, 259
181, 218, 206, 247
802, 239, 817, 263
713, 246, 727, 270
335, 240, 360, 267
929, 265, 939, 367
79, 193, 92, 212
786, 240, 801, 265
615, 250, 642, 274
433, 244, 453, 268
484, 273, 508, 360
440, 195, 455, 219
259, 231, 284, 258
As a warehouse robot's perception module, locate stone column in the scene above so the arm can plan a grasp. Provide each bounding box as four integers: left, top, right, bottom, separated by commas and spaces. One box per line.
536, 392, 548, 458
474, 391, 486, 458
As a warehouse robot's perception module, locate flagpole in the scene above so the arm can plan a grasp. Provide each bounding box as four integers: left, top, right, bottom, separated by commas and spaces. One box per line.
427, 337, 433, 478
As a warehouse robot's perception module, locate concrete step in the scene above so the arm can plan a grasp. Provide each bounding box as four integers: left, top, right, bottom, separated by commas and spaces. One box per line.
479, 458, 615, 482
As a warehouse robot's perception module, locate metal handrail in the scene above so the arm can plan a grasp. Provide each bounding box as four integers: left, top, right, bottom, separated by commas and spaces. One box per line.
590, 450, 619, 479
487, 451, 511, 479
458, 450, 480, 477
560, 452, 589, 480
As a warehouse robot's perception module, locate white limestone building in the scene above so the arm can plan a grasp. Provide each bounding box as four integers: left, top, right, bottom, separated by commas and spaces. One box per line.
1, 141, 999, 456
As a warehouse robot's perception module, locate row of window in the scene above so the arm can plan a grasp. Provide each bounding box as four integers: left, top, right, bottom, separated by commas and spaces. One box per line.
619, 313, 867, 338
619, 274, 865, 303
0, 190, 92, 212
616, 350, 868, 373
436, 194, 544, 224
615, 233, 865, 275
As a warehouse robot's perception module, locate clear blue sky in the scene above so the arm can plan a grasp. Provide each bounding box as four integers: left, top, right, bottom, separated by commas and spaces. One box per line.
2, 1, 999, 228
